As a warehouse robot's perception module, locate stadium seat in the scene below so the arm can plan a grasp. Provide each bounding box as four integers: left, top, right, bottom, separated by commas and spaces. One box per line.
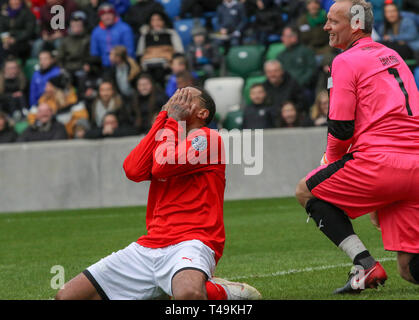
265, 42, 285, 61
222, 108, 243, 130
204, 77, 244, 121
226, 45, 265, 78
156, 0, 182, 20
267, 34, 281, 43
23, 58, 39, 80
174, 18, 206, 48
405, 59, 417, 67
243, 75, 267, 105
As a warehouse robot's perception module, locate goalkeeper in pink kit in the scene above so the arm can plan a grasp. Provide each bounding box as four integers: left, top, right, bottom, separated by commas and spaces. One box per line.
296, 0, 419, 294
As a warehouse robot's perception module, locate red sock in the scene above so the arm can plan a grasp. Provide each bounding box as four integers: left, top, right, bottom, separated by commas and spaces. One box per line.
205, 281, 228, 300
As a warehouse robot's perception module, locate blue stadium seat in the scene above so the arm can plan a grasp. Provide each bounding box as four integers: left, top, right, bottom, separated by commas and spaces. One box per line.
156, 0, 182, 20
415, 66, 419, 90
174, 18, 206, 48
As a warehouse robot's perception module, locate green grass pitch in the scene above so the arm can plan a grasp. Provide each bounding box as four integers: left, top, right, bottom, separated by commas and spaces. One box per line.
0, 197, 417, 300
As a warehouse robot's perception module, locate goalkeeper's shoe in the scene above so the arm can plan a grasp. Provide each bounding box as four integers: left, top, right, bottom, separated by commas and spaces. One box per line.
334, 262, 387, 294
212, 277, 262, 300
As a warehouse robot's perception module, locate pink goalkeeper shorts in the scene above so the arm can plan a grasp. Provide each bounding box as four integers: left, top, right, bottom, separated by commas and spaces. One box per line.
305, 151, 419, 253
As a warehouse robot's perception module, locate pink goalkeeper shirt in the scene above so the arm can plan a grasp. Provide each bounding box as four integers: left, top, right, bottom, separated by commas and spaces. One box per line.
325, 37, 419, 163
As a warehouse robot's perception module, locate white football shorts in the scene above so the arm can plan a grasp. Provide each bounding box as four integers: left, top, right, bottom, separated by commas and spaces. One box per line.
84, 240, 216, 300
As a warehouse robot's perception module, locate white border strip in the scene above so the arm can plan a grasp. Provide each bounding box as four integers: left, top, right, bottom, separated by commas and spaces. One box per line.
226, 257, 396, 281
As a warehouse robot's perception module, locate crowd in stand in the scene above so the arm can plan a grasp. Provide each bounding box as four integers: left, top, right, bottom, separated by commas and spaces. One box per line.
0, 0, 418, 143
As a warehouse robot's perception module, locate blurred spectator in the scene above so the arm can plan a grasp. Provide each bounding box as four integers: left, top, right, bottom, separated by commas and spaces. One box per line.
108, 45, 141, 99
0, 0, 37, 62
29, 50, 61, 107
76, 55, 103, 106
57, 11, 90, 78
262, 60, 304, 113
175, 70, 195, 89
29, 0, 46, 20
17, 102, 68, 142
278, 0, 306, 25
378, 2, 419, 60
315, 52, 335, 94
369, 0, 402, 29
297, 0, 331, 55
81, 0, 103, 32
129, 73, 167, 133
239, 0, 258, 17
89, 80, 125, 128
72, 117, 90, 139
186, 26, 221, 78
90, 3, 135, 68
107, 0, 130, 16
124, 0, 165, 39
215, 0, 247, 49
28, 73, 89, 138
247, 0, 284, 45
277, 26, 317, 90
242, 83, 276, 129
180, 0, 222, 18
0, 111, 17, 142
309, 89, 328, 127
0, 57, 28, 120
136, 11, 184, 86
165, 53, 196, 97
32, 0, 79, 57
73, 0, 90, 7
38, 74, 79, 124
277, 101, 303, 128
85, 111, 137, 138
403, 0, 419, 14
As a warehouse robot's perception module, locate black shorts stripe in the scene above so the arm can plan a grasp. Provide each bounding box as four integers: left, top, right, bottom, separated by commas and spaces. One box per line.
82, 269, 109, 300
306, 153, 354, 191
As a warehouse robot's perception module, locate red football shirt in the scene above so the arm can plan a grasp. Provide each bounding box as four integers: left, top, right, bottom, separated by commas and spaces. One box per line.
123, 111, 226, 263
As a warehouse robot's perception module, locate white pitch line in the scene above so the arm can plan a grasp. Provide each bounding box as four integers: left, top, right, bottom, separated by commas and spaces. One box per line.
226, 257, 397, 281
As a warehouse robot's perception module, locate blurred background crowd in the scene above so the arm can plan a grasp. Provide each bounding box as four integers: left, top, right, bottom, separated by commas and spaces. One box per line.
0, 0, 418, 143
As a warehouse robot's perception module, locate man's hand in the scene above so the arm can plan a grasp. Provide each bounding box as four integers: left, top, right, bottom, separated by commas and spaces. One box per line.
166, 88, 197, 122
162, 88, 179, 112
369, 211, 381, 231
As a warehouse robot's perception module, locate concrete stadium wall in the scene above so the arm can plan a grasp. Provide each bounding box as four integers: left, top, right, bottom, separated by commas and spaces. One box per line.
0, 127, 327, 213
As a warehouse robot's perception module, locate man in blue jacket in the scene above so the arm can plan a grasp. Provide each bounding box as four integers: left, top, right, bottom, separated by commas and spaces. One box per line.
29, 50, 61, 107
90, 3, 135, 68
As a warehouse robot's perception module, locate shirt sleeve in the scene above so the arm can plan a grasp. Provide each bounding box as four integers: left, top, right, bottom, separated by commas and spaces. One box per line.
123, 111, 168, 182
151, 118, 224, 179
326, 56, 357, 163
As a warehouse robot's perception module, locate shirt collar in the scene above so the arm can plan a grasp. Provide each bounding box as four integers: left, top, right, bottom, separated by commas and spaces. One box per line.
346, 36, 373, 50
